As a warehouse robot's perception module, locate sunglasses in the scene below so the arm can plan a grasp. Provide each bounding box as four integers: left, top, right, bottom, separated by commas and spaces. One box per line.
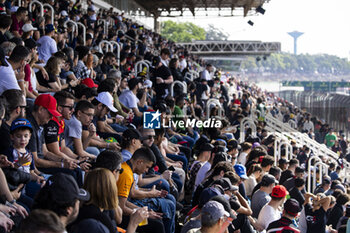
60, 105, 74, 111
141, 135, 155, 141
116, 168, 123, 174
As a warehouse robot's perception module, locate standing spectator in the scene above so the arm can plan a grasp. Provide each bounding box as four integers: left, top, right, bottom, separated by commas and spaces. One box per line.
289, 177, 306, 208
327, 192, 350, 229
37, 24, 57, 63
304, 193, 332, 233
151, 56, 173, 100
280, 158, 299, 185
324, 128, 337, 148
200, 64, 213, 81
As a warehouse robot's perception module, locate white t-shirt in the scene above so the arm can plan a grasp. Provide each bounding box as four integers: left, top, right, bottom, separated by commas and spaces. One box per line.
257, 204, 281, 231
179, 59, 187, 72
0, 60, 20, 95
194, 161, 211, 190
237, 151, 248, 165
37, 35, 58, 63
119, 90, 139, 109
200, 69, 211, 81
244, 174, 257, 197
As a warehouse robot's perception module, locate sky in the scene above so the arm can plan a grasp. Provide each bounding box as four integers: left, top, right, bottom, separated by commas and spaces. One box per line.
155, 0, 350, 59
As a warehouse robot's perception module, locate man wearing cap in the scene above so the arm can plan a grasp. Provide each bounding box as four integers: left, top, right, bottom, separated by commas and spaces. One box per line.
43, 91, 93, 170
151, 56, 173, 100
32, 173, 90, 229
234, 164, 249, 200
37, 24, 57, 63
257, 185, 288, 231
90, 92, 122, 143
119, 77, 146, 118
251, 174, 276, 218
188, 200, 231, 233
188, 143, 214, 193
266, 198, 301, 233
27, 94, 83, 186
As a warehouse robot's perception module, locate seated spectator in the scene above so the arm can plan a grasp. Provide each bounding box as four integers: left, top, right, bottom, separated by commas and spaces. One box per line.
251, 174, 276, 218
266, 198, 301, 233
17, 209, 65, 233
10, 7, 26, 38
327, 192, 350, 229
32, 173, 90, 231
244, 164, 262, 198
119, 77, 146, 118
187, 200, 231, 233
64, 100, 100, 157
257, 185, 288, 231
0, 45, 30, 95
117, 147, 166, 233
0, 15, 12, 45
73, 46, 91, 80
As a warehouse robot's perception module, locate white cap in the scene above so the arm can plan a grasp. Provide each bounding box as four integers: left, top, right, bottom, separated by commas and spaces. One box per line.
22, 24, 37, 32
95, 92, 117, 112
60, 10, 68, 16
144, 80, 152, 88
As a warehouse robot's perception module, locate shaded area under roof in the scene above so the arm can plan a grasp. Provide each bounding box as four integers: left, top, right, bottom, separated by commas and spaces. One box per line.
133, 0, 269, 17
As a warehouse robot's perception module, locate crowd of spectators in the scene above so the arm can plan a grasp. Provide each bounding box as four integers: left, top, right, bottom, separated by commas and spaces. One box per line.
0, 0, 349, 233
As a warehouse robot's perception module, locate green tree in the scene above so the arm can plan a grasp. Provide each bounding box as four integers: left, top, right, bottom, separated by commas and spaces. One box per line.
205, 24, 229, 41
160, 20, 206, 42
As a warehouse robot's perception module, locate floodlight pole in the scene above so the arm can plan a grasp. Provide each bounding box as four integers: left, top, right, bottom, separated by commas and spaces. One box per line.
288, 31, 304, 55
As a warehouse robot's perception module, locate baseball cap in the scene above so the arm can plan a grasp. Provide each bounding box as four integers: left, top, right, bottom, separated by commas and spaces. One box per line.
95, 92, 117, 112
201, 201, 230, 223
24, 38, 37, 50
234, 164, 248, 180
34, 94, 61, 117
22, 23, 37, 33
45, 173, 90, 203
0, 47, 8, 67
198, 187, 222, 208
261, 174, 277, 186
152, 56, 161, 67
143, 80, 152, 88
87, 5, 95, 11
322, 176, 331, 184
128, 78, 141, 90
212, 178, 238, 192
60, 10, 68, 16
227, 139, 239, 151
210, 195, 236, 220
10, 118, 32, 133
122, 128, 141, 141
199, 143, 214, 153
284, 198, 301, 217
45, 24, 55, 33
271, 185, 288, 198
81, 78, 98, 88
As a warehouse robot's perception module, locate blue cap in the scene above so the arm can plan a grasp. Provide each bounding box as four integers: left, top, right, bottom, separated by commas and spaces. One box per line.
10, 118, 32, 132
234, 164, 248, 179
45, 24, 55, 33
198, 187, 222, 208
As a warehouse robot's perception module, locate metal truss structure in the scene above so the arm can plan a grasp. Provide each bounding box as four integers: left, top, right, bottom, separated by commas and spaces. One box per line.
177, 40, 281, 56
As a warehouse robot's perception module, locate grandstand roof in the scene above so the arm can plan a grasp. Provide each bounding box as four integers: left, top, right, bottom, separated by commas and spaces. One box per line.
133, 0, 269, 17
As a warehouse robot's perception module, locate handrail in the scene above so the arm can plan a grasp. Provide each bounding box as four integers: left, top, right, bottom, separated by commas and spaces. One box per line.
240, 117, 257, 143
76, 22, 86, 46
109, 41, 120, 66
64, 20, 78, 36
43, 3, 54, 25
313, 161, 328, 193
170, 81, 187, 97
135, 61, 149, 77
29, 0, 44, 17
99, 40, 113, 53
98, 19, 108, 35
206, 98, 224, 120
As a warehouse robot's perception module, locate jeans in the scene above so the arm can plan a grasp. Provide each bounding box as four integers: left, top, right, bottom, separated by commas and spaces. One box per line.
142, 178, 170, 193
166, 153, 188, 171
38, 167, 84, 187
110, 123, 128, 132
129, 195, 176, 233
86, 146, 100, 156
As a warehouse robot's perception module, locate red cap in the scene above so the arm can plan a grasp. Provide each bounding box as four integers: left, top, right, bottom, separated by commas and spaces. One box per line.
34, 94, 61, 117
271, 185, 288, 198
81, 78, 98, 88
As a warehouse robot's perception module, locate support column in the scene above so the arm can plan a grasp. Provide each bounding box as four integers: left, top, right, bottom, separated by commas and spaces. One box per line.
153, 11, 159, 33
